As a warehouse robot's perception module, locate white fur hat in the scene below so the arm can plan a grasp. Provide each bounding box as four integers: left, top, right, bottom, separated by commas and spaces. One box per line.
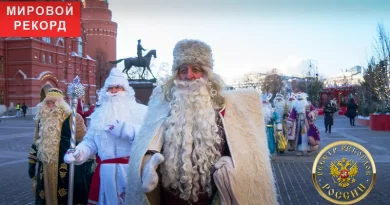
104, 68, 130, 90
287, 93, 296, 101
274, 93, 284, 99
261, 93, 273, 102
273, 93, 284, 103
172, 39, 214, 74
295, 92, 308, 100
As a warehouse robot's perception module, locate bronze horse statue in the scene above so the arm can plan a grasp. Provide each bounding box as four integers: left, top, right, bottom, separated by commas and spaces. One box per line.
109, 49, 157, 79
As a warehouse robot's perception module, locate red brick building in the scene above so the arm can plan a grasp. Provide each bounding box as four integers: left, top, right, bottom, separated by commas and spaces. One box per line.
82, 0, 117, 89
0, 0, 117, 112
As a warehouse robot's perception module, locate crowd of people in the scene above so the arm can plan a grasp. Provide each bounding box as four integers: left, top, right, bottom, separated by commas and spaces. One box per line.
26, 39, 337, 205
262, 91, 321, 157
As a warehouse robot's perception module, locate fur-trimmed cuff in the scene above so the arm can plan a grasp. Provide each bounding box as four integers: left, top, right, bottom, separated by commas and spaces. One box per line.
276, 123, 283, 131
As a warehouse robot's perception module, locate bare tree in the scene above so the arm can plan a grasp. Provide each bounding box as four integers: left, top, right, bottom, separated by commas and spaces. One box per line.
368, 22, 390, 113
374, 22, 390, 61
95, 49, 110, 89
126, 67, 145, 80
260, 68, 283, 100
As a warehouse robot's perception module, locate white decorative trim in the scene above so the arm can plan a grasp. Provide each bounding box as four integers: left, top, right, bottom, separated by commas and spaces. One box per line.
37, 71, 53, 80
14, 70, 27, 79
1, 70, 54, 80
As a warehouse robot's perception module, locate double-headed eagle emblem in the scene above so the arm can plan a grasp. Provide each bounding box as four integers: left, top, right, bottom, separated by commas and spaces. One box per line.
330, 157, 358, 188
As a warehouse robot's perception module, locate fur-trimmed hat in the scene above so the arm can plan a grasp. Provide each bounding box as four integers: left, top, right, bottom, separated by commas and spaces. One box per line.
172, 39, 214, 74
295, 92, 308, 100
261, 93, 273, 102
104, 68, 130, 90
287, 93, 296, 101
45, 88, 64, 101
274, 93, 284, 99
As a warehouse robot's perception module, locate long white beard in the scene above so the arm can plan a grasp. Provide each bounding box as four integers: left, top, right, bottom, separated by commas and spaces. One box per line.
35, 101, 71, 164
262, 102, 273, 124
274, 101, 285, 119
160, 78, 222, 202
287, 100, 295, 112
89, 91, 134, 136
294, 100, 309, 114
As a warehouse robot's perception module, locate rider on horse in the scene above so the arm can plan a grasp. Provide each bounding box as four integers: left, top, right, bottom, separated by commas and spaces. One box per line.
137, 39, 146, 65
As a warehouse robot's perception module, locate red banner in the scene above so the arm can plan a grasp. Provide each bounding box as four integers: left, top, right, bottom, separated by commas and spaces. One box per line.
0, 1, 81, 37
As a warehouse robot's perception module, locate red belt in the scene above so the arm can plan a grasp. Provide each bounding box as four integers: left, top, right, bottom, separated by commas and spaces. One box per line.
88, 156, 130, 205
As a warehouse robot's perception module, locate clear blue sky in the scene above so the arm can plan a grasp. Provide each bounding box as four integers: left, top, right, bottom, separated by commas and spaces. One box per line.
109, 0, 390, 84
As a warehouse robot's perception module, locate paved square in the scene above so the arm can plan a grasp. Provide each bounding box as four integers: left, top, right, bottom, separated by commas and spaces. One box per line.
0, 115, 389, 204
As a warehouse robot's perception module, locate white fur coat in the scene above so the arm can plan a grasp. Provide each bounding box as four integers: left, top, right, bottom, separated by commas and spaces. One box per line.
126, 88, 278, 205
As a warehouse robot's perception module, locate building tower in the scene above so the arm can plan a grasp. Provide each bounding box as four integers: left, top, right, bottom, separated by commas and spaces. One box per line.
307, 60, 319, 79
82, 0, 117, 89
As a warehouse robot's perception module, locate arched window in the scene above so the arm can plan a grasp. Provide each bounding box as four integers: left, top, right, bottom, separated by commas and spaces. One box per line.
56, 37, 64, 46
78, 37, 83, 57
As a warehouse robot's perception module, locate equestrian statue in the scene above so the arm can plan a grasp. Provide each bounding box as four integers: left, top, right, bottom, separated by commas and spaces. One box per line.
109, 40, 157, 79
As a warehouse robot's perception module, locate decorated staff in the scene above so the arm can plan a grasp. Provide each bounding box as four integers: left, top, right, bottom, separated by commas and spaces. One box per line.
67, 76, 85, 205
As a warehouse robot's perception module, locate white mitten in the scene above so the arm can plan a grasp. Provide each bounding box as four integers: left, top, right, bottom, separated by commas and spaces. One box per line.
64, 148, 81, 164
213, 156, 235, 205
141, 153, 164, 193
104, 120, 135, 140
214, 156, 234, 170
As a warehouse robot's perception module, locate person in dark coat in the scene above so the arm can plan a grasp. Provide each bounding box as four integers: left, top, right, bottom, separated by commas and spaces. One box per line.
21, 103, 28, 117
324, 99, 337, 133
346, 98, 358, 126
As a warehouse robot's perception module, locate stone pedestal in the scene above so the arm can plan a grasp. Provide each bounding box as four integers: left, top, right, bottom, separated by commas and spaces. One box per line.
129, 81, 156, 105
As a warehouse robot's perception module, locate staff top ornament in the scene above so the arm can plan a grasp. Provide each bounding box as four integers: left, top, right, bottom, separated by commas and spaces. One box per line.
67, 76, 85, 98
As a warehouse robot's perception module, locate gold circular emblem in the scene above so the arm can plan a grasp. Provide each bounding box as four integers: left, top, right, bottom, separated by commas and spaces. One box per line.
312, 140, 376, 204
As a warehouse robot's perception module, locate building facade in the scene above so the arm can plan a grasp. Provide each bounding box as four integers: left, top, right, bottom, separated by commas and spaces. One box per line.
0, 36, 96, 112
82, 0, 117, 89
0, 0, 117, 114
324, 66, 365, 87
